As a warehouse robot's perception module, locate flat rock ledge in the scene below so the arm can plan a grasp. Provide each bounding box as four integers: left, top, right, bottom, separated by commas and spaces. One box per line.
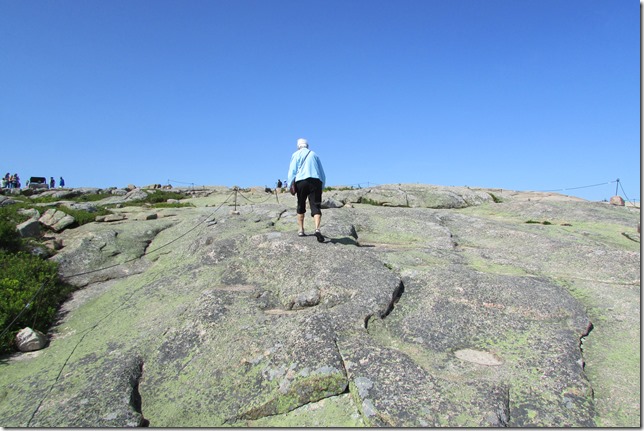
0, 184, 639, 427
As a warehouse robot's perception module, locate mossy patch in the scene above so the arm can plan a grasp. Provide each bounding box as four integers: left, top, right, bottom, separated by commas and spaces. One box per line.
241, 393, 363, 427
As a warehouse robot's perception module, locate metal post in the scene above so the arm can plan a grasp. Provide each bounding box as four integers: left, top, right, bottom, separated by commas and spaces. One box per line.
615, 179, 620, 196
231, 187, 240, 215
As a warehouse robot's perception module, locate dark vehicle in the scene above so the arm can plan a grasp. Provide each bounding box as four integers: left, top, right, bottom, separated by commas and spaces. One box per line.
28, 177, 48, 190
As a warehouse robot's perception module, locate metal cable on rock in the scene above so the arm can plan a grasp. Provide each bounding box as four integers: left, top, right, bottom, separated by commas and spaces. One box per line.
65, 190, 236, 279
22, 190, 237, 426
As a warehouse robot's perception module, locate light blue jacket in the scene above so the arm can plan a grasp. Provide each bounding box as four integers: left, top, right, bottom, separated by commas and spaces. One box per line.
287, 148, 326, 189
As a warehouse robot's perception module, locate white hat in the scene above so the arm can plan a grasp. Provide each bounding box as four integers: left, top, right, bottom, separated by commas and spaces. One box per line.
297, 138, 308, 149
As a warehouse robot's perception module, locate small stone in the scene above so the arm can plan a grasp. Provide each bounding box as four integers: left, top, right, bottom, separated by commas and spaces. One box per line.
454, 349, 503, 366
16, 327, 47, 352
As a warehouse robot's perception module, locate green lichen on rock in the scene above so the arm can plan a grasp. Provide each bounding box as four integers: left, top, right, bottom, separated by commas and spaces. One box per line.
0, 185, 639, 427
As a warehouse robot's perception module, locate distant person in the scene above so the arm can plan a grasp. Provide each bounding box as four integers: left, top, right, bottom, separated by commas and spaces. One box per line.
59, 177, 65, 188
286, 138, 326, 242
50, 177, 55, 189
2, 173, 8, 188
277, 179, 283, 189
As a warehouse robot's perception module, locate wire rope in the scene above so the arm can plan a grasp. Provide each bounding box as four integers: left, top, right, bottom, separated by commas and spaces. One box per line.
0, 190, 236, 340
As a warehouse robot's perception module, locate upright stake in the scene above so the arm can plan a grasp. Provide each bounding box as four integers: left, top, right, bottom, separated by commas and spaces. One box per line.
615, 178, 620, 196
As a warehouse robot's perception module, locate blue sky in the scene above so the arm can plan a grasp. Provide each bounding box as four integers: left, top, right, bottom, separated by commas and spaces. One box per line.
1, 0, 640, 202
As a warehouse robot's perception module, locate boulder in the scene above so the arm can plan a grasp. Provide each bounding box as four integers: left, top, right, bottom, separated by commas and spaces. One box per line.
16, 219, 41, 238
51, 190, 81, 200
0, 195, 17, 206
39, 209, 76, 232
62, 202, 97, 212
18, 208, 40, 219
610, 195, 625, 206
133, 212, 158, 221
95, 214, 127, 222
321, 197, 344, 209
95, 188, 150, 206
16, 327, 47, 352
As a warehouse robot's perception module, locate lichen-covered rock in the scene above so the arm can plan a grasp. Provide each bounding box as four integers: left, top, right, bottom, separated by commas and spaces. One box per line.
0, 185, 639, 427
326, 183, 493, 209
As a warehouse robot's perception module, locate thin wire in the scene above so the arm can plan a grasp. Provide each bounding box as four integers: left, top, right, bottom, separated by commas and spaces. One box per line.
618, 181, 639, 207
0, 273, 56, 340
65, 190, 236, 279
540, 180, 617, 192
0, 191, 236, 338
167, 179, 197, 186
20, 191, 237, 425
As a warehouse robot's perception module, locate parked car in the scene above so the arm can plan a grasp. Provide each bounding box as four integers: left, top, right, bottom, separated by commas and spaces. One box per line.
28, 177, 48, 190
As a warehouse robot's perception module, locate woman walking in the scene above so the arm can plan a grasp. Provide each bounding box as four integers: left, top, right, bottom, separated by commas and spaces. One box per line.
287, 138, 326, 242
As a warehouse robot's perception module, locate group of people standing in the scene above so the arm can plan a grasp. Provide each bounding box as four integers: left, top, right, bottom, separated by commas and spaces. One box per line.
1, 173, 66, 189
2, 173, 20, 189
49, 176, 66, 188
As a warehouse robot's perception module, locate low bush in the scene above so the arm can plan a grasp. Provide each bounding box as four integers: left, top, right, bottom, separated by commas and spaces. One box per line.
0, 218, 22, 253
488, 193, 503, 203
324, 186, 354, 192
57, 206, 112, 226
151, 202, 195, 209
0, 251, 73, 353
141, 190, 186, 204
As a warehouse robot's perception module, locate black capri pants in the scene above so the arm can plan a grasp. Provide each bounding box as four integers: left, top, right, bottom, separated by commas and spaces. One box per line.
295, 177, 323, 216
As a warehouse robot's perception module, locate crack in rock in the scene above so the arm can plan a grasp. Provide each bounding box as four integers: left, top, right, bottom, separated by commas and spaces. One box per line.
365, 280, 405, 329
129, 358, 149, 427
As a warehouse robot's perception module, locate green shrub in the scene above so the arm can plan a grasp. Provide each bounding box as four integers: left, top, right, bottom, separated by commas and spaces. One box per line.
141, 190, 186, 204
76, 193, 113, 202
525, 220, 553, 225
488, 193, 503, 203
0, 251, 74, 353
324, 186, 354, 192
151, 202, 195, 209
0, 210, 24, 253
0, 219, 22, 253
57, 207, 111, 226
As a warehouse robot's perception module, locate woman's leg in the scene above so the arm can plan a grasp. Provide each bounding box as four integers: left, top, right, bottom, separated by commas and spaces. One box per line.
295, 180, 309, 234
297, 213, 305, 233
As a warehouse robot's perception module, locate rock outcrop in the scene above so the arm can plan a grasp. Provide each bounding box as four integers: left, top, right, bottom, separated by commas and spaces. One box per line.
0, 184, 639, 427
38, 209, 76, 232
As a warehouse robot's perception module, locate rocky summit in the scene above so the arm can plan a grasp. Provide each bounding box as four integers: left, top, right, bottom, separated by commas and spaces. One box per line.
0, 184, 640, 427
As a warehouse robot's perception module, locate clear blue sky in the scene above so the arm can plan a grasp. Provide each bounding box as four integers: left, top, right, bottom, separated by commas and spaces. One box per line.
1, 0, 640, 202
